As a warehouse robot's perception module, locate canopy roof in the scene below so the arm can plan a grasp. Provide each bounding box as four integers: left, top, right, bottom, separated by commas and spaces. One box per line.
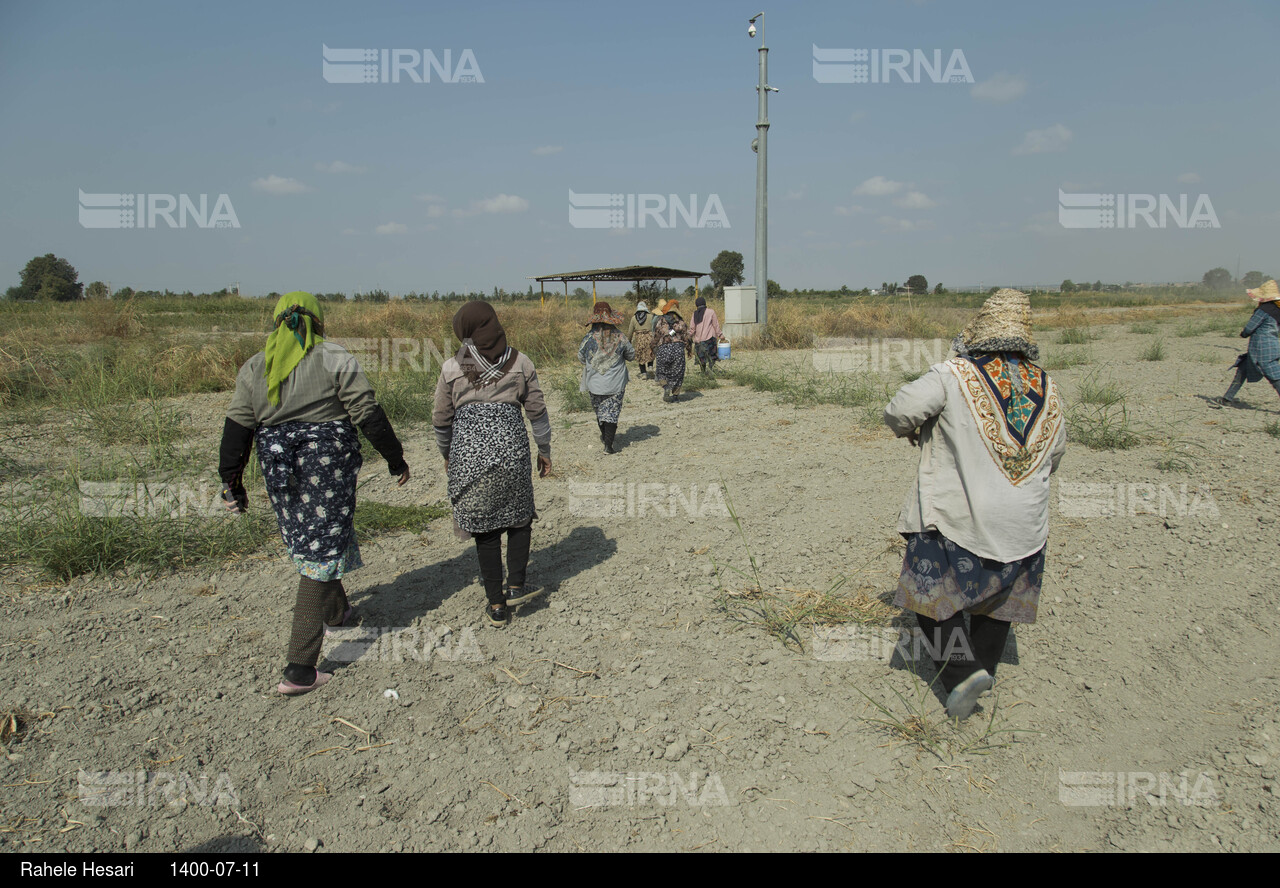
531, 265, 707, 283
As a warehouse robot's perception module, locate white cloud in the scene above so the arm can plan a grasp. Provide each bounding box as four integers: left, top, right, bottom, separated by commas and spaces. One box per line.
971, 73, 1027, 103
251, 175, 311, 195
1013, 124, 1072, 155
783, 188, 805, 200
854, 176, 904, 196
833, 204, 867, 216
1177, 172, 1201, 184
894, 190, 936, 209
426, 204, 446, 218
340, 227, 359, 236
878, 216, 933, 232
453, 193, 529, 216
532, 145, 563, 156
375, 222, 408, 235
314, 160, 365, 174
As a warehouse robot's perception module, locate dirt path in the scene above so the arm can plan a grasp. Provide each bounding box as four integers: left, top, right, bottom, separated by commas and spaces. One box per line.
3, 317, 1279, 852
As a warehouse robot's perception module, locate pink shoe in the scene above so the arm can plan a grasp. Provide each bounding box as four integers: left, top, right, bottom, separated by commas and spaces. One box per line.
277, 671, 333, 696
324, 606, 355, 637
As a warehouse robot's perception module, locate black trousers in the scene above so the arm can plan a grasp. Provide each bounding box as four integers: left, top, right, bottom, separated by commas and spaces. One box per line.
913, 612, 1011, 693
287, 577, 348, 670
473, 522, 532, 606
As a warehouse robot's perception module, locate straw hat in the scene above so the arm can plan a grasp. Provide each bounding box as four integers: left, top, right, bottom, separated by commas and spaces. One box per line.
1248, 279, 1280, 304
653, 298, 668, 315
584, 301, 625, 326
952, 288, 1039, 360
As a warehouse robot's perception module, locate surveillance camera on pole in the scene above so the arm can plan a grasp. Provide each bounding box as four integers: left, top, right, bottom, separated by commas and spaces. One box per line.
747, 11, 771, 328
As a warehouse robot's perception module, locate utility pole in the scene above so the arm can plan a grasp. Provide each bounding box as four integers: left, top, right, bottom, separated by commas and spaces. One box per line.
749, 12, 777, 329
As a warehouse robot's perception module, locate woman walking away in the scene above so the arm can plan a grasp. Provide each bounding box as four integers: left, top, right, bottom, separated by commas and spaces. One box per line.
434, 301, 551, 627
690, 296, 724, 374
883, 288, 1066, 719
1210, 279, 1280, 409
579, 302, 636, 454
219, 292, 410, 697
653, 299, 693, 402
626, 301, 657, 379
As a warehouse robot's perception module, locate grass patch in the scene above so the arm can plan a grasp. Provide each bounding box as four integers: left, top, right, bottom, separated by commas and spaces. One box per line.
1, 486, 448, 580
711, 484, 894, 652
368, 371, 437, 424
719, 362, 887, 415
1265, 420, 1280, 438
1067, 402, 1141, 450
1041, 348, 1092, 371
1075, 372, 1126, 407
354, 500, 449, 534
1129, 322, 1158, 334
853, 671, 1041, 760
548, 369, 591, 413
1059, 326, 1093, 344
1138, 339, 1166, 361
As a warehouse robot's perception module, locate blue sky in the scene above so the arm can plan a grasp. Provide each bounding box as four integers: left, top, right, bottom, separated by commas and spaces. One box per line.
2, 0, 1277, 296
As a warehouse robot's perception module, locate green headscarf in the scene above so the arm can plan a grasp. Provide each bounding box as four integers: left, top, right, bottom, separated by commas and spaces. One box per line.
265, 291, 325, 405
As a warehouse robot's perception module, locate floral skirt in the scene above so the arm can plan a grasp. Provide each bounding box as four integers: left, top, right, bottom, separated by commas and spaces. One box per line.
655, 342, 686, 392
894, 530, 1045, 623
448, 402, 536, 538
256, 420, 364, 581
633, 330, 655, 365
591, 390, 624, 424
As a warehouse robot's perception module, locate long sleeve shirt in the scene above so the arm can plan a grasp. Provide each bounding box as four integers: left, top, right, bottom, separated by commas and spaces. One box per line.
221, 341, 406, 488
432, 352, 551, 460
689, 308, 723, 342
578, 334, 636, 396
883, 358, 1066, 563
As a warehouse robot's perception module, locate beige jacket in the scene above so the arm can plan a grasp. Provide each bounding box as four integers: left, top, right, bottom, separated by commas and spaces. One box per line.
884, 358, 1066, 562
432, 352, 551, 458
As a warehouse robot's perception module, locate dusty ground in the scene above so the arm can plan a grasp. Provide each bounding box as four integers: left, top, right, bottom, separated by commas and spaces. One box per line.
3, 311, 1280, 852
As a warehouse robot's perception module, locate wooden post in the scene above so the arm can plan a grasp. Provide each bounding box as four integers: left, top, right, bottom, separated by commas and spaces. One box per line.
564, 281, 568, 309
592, 280, 596, 305
540, 280, 545, 307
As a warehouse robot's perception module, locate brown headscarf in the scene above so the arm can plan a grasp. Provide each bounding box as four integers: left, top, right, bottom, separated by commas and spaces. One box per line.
452, 301, 519, 386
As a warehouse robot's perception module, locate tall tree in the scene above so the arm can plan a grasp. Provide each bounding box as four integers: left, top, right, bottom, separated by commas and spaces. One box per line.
709, 251, 745, 291
1242, 271, 1267, 289
1203, 267, 1233, 289
8, 253, 82, 301
906, 274, 928, 295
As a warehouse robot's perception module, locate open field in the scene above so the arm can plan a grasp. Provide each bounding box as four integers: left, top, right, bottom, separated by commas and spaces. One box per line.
3, 299, 1279, 852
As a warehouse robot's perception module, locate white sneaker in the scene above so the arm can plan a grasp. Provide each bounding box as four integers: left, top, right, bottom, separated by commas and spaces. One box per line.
945, 669, 994, 720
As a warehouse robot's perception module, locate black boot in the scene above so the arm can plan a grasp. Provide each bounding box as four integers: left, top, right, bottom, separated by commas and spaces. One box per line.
601, 422, 618, 454
598, 422, 607, 445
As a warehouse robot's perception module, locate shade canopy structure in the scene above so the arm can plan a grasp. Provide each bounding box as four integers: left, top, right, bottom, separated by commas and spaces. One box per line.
530, 265, 708, 306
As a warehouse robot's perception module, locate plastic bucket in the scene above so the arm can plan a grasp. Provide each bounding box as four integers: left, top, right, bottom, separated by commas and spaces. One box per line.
717, 339, 731, 361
